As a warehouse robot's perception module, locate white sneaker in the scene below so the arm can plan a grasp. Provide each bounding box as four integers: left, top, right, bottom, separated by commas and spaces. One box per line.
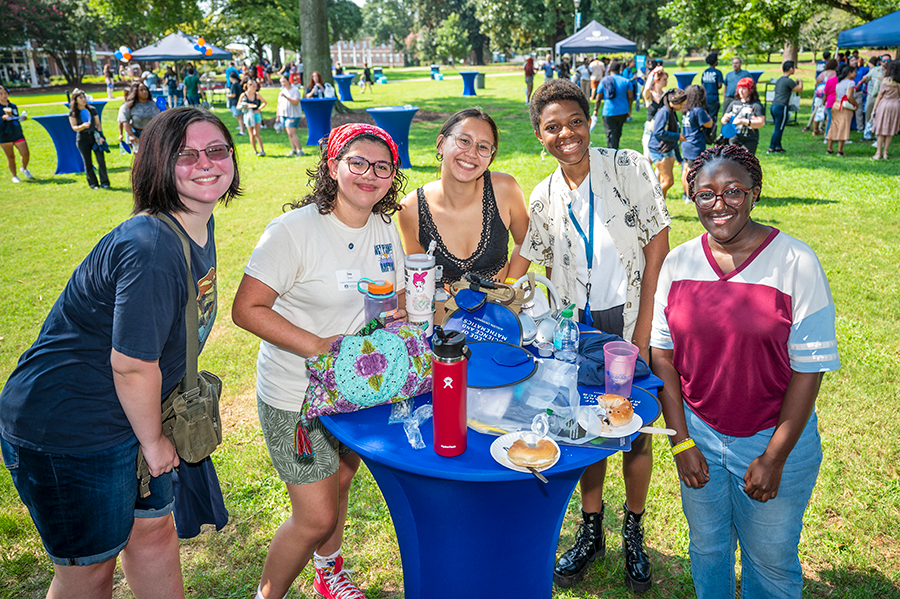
20, 167, 33, 179
11, 176, 21, 183
845, 139, 852, 144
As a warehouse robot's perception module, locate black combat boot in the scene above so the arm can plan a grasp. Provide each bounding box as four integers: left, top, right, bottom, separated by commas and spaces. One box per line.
622, 503, 652, 592
553, 507, 605, 588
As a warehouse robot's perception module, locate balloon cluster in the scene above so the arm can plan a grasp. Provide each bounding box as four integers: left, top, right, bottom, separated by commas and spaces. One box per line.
193, 38, 214, 57
114, 46, 132, 62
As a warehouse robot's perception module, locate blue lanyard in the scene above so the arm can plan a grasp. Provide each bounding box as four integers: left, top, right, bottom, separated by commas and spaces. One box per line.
567, 180, 595, 327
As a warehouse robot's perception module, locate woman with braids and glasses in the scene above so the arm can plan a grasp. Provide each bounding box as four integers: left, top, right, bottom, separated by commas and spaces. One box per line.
232, 124, 407, 599
0, 106, 239, 598
651, 145, 840, 599
398, 108, 529, 302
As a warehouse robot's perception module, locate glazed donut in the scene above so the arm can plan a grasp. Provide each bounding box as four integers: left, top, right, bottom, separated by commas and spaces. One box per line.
507, 439, 558, 468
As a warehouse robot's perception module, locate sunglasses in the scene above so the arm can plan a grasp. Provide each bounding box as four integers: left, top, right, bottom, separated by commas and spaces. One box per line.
176, 144, 233, 166
691, 186, 752, 209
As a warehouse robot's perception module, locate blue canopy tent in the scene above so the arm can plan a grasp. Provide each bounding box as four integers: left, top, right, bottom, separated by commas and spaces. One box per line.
555, 21, 636, 55
838, 9, 900, 52
131, 31, 232, 61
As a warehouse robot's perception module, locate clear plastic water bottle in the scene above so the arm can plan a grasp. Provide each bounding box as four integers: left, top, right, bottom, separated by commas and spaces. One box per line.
553, 305, 580, 363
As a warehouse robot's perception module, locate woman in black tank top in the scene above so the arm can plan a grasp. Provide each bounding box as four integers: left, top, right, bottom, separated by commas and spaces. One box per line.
398, 108, 530, 312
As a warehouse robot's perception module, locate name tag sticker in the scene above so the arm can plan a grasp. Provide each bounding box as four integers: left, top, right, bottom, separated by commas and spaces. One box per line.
336, 269, 361, 292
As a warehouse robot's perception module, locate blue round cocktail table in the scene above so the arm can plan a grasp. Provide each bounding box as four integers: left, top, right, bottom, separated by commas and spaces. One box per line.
673, 72, 697, 89
333, 74, 355, 102
32, 114, 86, 175
366, 106, 419, 169
459, 71, 479, 96
748, 70, 765, 83
300, 97, 337, 146
321, 376, 662, 599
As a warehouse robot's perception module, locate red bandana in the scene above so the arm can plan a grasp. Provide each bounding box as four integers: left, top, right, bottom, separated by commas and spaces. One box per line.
326, 123, 400, 166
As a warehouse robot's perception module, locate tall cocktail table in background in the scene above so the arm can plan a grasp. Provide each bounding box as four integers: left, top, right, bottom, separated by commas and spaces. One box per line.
321, 378, 662, 599
333, 74, 355, 102
32, 114, 86, 175
459, 71, 479, 96
366, 106, 419, 169
300, 97, 337, 146
673, 72, 697, 89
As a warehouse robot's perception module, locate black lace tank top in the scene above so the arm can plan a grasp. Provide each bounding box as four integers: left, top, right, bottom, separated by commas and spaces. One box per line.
417, 170, 509, 284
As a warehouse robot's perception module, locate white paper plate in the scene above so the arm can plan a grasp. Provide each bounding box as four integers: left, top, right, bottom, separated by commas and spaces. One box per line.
578, 407, 644, 439
490, 431, 561, 473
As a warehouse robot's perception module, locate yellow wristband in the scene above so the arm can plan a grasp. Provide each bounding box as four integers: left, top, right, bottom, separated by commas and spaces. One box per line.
504, 277, 518, 286
670, 438, 695, 456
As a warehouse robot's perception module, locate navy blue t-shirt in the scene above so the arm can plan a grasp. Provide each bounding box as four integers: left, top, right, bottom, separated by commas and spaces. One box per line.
681, 106, 712, 160
0, 214, 217, 453
649, 105, 681, 153
701, 68, 724, 104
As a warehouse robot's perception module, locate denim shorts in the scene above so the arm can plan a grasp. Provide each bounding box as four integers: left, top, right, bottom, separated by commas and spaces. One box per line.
229, 105, 241, 117
243, 111, 262, 128
283, 117, 302, 129
649, 148, 676, 163
1, 435, 174, 566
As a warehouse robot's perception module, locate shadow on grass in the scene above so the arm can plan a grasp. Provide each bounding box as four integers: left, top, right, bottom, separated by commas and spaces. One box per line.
804, 566, 900, 598
759, 196, 839, 207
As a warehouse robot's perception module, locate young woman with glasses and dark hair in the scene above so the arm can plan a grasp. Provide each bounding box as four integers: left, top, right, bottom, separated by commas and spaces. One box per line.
0, 106, 239, 599
232, 123, 408, 599
653, 143, 839, 599
68, 87, 110, 189
398, 107, 530, 319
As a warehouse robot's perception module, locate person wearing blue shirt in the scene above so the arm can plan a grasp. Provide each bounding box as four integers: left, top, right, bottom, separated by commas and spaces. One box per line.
679, 85, 713, 201
593, 60, 634, 149
541, 54, 556, 81
852, 57, 870, 131
649, 87, 687, 198
723, 57, 751, 115
224, 61, 240, 83
700, 53, 724, 123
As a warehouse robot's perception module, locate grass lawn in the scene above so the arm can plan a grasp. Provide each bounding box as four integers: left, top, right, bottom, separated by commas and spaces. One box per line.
1, 59, 899, 598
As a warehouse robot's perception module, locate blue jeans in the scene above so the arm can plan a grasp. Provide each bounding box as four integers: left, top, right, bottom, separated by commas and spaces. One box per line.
680, 403, 822, 599
824, 107, 833, 136
769, 104, 788, 150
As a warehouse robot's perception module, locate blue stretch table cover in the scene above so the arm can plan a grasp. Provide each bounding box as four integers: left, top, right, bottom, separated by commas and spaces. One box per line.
333, 74, 355, 102
748, 70, 765, 83
460, 71, 479, 96
366, 106, 419, 169
300, 97, 336, 146
63, 100, 108, 121
673, 72, 697, 89
32, 114, 87, 175
321, 378, 661, 599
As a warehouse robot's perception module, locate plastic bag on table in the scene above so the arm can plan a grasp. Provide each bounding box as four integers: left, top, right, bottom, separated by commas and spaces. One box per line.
467, 359, 608, 446
389, 399, 433, 450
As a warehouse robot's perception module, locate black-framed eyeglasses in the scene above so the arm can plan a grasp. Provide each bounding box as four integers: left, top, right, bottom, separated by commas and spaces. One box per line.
691, 186, 753, 209
446, 132, 496, 158
343, 156, 395, 179
176, 144, 233, 166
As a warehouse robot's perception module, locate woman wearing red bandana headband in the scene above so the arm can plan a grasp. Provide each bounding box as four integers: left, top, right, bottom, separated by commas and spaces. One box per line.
233, 123, 407, 599
721, 77, 765, 155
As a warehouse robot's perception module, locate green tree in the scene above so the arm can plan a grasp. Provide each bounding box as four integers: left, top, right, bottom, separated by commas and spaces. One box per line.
363, 0, 414, 57
581, 0, 670, 52
414, 0, 488, 64
328, 0, 364, 43
10, 0, 106, 84
433, 12, 471, 64
213, 0, 302, 62
92, 0, 202, 48
662, 0, 899, 62
473, 0, 571, 55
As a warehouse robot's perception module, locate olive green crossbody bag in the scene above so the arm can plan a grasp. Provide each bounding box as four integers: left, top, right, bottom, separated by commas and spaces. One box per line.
137, 214, 223, 497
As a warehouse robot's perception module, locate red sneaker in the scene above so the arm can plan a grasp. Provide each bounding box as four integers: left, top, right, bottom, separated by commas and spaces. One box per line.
313, 555, 365, 599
